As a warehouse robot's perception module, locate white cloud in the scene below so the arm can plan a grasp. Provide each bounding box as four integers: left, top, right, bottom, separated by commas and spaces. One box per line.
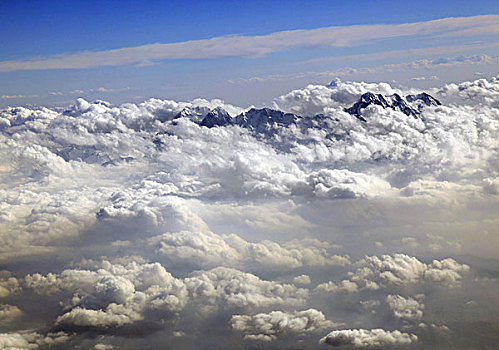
231, 309, 335, 341
24, 260, 309, 329
2, 76, 497, 209
0, 15, 496, 71
348, 254, 470, 289
314, 280, 359, 294
301, 43, 499, 65
1, 94, 27, 99
0, 304, 23, 322
149, 230, 350, 270
435, 75, 499, 107
320, 328, 417, 347
386, 294, 424, 320
56, 307, 139, 327
0, 75, 497, 348
235, 54, 497, 84
94, 344, 114, 350
0, 331, 69, 349
293, 275, 311, 285
0, 276, 20, 298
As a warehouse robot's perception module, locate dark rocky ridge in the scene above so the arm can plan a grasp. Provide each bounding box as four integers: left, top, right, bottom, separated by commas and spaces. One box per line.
199, 106, 232, 127
344, 92, 441, 121
196, 91, 441, 131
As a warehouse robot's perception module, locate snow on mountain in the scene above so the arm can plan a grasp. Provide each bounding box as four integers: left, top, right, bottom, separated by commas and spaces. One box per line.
1, 76, 496, 200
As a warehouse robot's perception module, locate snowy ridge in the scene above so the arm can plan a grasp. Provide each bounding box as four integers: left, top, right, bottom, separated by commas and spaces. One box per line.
1, 76, 497, 200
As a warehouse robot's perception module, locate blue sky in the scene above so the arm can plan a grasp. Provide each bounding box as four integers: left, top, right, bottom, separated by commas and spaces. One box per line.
1, 0, 498, 107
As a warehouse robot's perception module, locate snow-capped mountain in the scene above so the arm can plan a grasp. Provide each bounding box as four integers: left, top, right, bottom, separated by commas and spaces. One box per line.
344, 92, 441, 121
196, 91, 441, 131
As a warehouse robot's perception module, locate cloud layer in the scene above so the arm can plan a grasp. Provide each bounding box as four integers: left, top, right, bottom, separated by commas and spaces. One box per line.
0, 76, 497, 348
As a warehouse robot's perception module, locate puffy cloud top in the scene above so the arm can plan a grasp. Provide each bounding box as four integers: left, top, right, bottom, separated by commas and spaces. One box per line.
0, 76, 497, 348
24, 261, 309, 329
1, 76, 497, 205
386, 294, 424, 320
231, 309, 335, 341
320, 328, 417, 348
349, 254, 469, 289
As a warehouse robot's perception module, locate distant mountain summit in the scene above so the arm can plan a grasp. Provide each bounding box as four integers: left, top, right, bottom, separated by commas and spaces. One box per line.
406, 92, 441, 107
199, 106, 232, 127
198, 107, 298, 133
345, 92, 441, 121
194, 90, 441, 133
234, 108, 297, 132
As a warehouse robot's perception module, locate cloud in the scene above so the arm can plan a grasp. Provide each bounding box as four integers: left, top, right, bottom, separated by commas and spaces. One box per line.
314, 254, 470, 295
231, 309, 336, 341
348, 254, 470, 289
0, 75, 497, 348
0, 332, 69, 349
149, 230, 350, 270
1, 94, 38, 99
0, 16, 496, 71
435, 75, 499, 107
350, 254, 469, 289
293, 275, 311, 285
0, 275, 20, 298
1, 95, 27, 99
301, 43, 499, 65
94, 345, 114, 350
314, 280, 359, 294
320, 328, 417, 348
411, 76, 438, 81
2, 76, 497, 207
24, 260, 309, 329
56, 307, 138, 328
234, 54, 497, 84
0, 304, 23, 322
386, 294, 424, 320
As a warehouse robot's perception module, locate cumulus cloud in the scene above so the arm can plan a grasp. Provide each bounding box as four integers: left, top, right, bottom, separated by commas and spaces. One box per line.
149, 230, 350, 270
0, 75, 497, 348
293, 275, 311, 285
314, 280, 359, 294
0, 275, 20, 298
348, 254, 470, 289
0, 304, 23, 322
24, 260, 309, 329
94, 345, 114, 350
185, 267, 309, 309
386, 294, 424, 320
0, 332, 69, 349
231, 309, 335, 341
435, 76, 499, 107
2, 76, 497, 208
320, 328, 417, 348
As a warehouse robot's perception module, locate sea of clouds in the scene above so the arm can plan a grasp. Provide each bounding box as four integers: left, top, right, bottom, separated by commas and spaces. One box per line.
0, 76, 497, 349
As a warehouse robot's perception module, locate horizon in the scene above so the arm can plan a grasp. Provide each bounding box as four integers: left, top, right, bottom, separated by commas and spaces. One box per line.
1, 0, 498, 108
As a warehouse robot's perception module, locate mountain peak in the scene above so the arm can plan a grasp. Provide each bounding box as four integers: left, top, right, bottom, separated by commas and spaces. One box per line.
199, 107, 232, 127
327, 78, 342, 87
406, 92, 441, 107
345, 91, 440, 121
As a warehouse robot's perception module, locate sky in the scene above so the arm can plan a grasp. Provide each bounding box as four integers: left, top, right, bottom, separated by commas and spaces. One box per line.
0, 0, 498, 108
